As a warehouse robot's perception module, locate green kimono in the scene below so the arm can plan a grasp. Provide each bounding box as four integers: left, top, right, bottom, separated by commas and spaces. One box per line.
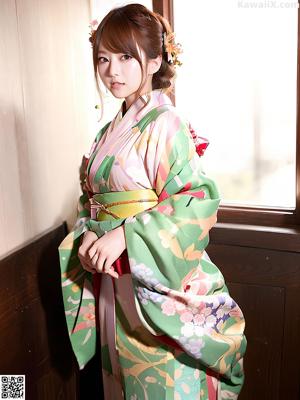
58, 90, 246, 399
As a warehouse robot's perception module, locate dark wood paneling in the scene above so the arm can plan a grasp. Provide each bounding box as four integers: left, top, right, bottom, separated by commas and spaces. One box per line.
208, 225, 300, 400
0, 224, 78, 399
227, 283, 285, 400
211, 222, 300, 253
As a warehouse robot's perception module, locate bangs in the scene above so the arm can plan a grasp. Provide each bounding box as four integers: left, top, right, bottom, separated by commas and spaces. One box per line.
99, 12, 141, 57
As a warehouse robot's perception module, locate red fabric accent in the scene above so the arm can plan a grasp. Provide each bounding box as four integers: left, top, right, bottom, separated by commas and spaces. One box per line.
114, 249, 131, 276
178, 189, 206, 199
207, 368, 219, 400
188, 123, 209, 157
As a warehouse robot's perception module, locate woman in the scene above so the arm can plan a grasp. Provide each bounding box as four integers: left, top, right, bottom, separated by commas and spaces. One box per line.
58, 4, 246, 399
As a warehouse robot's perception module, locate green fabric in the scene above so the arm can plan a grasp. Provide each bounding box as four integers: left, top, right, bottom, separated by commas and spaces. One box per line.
58, 103, 246, 398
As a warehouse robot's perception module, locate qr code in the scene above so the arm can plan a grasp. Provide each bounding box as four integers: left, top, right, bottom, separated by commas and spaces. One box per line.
0, 376, 25, 399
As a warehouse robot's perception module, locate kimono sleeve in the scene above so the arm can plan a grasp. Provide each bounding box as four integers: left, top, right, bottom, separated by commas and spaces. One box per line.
57, 125, 110, 370
123, 110, 246, 395
71, 154, 92, 231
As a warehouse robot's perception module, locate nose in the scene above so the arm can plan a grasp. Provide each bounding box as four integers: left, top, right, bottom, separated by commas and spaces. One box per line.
108, 59, 120, 77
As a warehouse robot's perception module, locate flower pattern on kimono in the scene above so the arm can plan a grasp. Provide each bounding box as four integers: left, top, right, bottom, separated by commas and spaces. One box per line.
130, 258, 159, 287
161, 290, 240, 346
72, 302, 95, 333
178, 304, 218, 339
181, 267, 210, 296
161, 296, 186, 316
178, 336, 205, 359
137, 287, 163, 305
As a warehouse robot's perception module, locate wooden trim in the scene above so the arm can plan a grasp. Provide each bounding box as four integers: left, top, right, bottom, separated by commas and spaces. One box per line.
296, 4, 300, 224
152, 0, 174, 29
218, 205, 297, 228
152, 0, 176, 105
210, 222, 300, 253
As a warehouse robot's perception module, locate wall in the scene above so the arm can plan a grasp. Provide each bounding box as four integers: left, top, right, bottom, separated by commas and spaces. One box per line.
0, 0, 97, 257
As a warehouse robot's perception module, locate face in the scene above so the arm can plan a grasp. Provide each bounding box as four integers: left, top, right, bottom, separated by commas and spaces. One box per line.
97, 44, 158, 109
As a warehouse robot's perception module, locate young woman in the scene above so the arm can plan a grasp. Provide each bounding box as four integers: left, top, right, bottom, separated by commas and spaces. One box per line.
59, 4, 246, 399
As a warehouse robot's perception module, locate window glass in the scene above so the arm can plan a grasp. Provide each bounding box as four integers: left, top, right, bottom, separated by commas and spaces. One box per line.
173, 0, 298, 208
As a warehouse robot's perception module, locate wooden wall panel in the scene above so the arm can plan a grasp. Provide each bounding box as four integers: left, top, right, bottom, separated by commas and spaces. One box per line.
0, 224, 78, 399
207, 230, 300, 400
227, 283, 285, 400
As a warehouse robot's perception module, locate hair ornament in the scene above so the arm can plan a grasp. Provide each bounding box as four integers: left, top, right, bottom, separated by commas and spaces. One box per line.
89, 19, 99, 46
162, 32, 182, 66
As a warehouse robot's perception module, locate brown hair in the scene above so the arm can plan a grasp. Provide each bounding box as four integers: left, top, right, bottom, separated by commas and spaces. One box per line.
90, 3, 176, 100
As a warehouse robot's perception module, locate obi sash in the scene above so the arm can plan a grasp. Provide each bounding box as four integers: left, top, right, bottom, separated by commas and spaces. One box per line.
89, 188, 158, 221
89, 188, 158, 278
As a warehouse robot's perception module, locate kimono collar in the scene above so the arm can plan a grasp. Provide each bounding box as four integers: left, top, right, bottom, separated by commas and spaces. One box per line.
111, 89, 173, 131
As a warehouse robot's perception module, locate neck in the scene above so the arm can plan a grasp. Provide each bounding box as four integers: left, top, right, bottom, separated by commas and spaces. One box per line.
121, 101, 127, 117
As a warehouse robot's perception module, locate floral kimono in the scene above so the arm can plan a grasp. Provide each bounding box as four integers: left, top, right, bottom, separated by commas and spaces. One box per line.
58, 89, 246, 400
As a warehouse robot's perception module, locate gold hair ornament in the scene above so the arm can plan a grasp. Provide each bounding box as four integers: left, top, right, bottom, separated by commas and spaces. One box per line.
162, 32, 182, 67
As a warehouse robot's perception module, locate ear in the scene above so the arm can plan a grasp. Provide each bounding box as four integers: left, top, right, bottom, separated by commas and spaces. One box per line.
147, 55, 162, 75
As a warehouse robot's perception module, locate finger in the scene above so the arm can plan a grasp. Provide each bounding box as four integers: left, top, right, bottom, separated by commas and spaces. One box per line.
103, 258, 119, 279
95, 254, 106, 273
80, 259, 96, 274
88, 244, 98, 260
90, 252, 99, 267
107, 267, 119, 279
103, 258, 113, 273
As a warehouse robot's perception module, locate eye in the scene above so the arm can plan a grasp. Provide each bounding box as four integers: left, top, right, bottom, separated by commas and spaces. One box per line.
121, 54, 132, 61
98, 56, 108, 63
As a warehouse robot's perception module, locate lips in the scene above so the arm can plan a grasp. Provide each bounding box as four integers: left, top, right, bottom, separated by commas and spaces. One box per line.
111, 82, 125, 89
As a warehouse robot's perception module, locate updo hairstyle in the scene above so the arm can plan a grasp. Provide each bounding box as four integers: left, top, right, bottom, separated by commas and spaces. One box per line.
90, 3, 176, 97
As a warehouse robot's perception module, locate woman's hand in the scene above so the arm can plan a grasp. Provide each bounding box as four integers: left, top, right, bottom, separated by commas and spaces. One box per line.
78, 227, 126, 279
78, 231, 99, 274
87, 226, 126, 278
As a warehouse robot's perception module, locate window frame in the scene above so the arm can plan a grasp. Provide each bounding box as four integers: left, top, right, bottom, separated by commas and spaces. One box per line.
153, 0, 300, 228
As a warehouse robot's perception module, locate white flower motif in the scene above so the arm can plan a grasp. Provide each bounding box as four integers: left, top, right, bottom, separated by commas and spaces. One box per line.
186, 338, 204, 354
131, 262, 159, 287
206, 315, 217, 328
136, 287, 163, 305
222, 295, 234, 309
181, 322, 194, 338
170, 223, 178, 234
194, 325, 204, 337
141, 213, 151, 225
216, 308, 226, 319
217, 319, 225, 331
180, 337, 205, 359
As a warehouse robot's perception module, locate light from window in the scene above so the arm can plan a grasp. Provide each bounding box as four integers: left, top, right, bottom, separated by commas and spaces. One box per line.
174, 0, 298, 208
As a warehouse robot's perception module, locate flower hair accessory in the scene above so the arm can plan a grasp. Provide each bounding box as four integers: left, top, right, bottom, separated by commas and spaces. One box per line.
162, 32, 182, 66
89, 19, 99, 46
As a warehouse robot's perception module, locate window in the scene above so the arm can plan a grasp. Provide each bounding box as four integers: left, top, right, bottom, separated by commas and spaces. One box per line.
154, 0, 300, 227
